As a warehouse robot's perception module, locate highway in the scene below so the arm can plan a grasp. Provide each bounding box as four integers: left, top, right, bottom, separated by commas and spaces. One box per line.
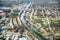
20, 2, 47, 40
20, 2, 31, 27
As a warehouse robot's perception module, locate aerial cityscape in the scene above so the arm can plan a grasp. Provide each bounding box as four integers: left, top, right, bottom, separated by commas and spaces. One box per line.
0, 0, 60, 40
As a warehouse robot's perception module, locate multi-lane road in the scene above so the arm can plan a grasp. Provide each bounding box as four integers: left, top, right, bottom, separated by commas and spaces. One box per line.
20, 2, 47, 40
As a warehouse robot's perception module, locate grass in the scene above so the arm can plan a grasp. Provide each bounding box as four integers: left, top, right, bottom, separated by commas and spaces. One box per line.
55, 31, 60, 36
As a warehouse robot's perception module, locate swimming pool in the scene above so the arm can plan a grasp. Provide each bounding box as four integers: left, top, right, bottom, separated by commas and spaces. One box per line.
21, 37, 27, 40
0, 30, 3, 32
0, 30, 6, 33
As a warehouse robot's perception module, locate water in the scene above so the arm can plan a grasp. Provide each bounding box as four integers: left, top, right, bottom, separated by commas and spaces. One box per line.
0, 30, 3, 32
0, 30, 5, 33
21, 37, 27, 40
1, 30, 5, 33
